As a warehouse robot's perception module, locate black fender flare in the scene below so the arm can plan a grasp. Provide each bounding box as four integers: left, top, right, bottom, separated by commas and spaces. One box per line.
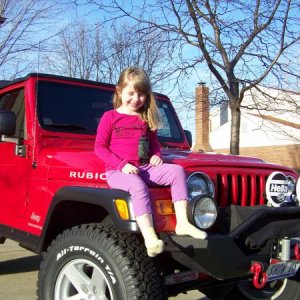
38, 186, 139, 251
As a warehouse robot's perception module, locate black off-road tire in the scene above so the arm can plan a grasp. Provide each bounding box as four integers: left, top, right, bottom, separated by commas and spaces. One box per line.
37, 224, 165, 300
224, 272, 300, 300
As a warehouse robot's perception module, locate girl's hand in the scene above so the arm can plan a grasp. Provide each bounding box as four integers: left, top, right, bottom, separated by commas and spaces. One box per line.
122, 163, 139, 174
149, 155, 163, 167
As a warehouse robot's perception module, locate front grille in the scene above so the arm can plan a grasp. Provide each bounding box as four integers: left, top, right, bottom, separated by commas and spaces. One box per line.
215, 172, 269, 207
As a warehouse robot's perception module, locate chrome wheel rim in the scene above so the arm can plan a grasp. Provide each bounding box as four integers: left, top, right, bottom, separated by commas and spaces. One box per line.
54, 258, 113, 300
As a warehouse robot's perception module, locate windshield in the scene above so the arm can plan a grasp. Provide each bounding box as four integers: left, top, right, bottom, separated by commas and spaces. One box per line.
37, 81, 184, 143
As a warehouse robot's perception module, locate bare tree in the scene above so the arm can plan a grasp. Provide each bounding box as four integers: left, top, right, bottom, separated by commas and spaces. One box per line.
43, 19, 172, 85
43, 22, 105, 80
80, 0, 300, 154
0, 0, 62, 79
99, 22, 172, 85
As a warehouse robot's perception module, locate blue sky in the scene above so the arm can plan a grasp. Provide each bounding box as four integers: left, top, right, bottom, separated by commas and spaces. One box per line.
2, 1, 299, 139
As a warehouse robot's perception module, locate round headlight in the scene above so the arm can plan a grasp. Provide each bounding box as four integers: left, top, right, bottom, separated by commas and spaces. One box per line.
188, 196, 217, 229
296, 178, 300, 201
187, 172, 215, 199
287, 175, 297, 202
287, 175, 296, 194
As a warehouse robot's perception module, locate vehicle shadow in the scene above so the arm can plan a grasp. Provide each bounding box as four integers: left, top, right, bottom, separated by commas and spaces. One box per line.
0, 255, 42, 275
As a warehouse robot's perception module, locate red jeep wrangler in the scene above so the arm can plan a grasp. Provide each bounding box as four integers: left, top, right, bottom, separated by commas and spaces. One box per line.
0, 73, 300, 300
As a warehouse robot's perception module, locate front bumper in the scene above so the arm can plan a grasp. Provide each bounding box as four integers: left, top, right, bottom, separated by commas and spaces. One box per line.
163, 205, 300, 280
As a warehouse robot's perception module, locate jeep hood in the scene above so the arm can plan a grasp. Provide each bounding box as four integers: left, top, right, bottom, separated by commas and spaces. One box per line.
43, 147, 294, 184
162, 149, 297, 175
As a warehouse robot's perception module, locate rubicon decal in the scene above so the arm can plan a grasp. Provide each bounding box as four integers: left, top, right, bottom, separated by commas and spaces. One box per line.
69, 171, 107, 181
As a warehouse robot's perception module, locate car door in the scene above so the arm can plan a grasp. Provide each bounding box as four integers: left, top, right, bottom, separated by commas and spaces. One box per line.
0, 88, 29, 226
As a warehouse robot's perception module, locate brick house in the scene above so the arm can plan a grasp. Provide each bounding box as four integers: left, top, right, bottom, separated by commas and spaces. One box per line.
193, 84, 300, 174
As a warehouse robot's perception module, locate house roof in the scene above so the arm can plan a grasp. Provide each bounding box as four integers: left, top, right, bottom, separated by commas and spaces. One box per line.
249, 113, 300, 129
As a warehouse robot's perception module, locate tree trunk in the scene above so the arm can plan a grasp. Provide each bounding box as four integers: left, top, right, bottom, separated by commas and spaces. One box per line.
229, 80, 240, 155
230, 104, 241, 155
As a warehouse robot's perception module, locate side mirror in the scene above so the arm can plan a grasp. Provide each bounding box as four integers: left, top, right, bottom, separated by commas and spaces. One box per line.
184, 130, 192, 148
0, 110, 16, 135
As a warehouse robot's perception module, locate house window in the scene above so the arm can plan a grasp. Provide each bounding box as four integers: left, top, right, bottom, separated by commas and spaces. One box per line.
220, 102, 228, 126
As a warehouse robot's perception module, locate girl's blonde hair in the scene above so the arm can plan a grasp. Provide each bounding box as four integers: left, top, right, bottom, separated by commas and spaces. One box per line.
113, 67, 162, 130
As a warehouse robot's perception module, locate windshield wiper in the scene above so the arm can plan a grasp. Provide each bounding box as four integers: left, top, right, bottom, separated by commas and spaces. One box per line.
46, 123, 89, 131
159, 142, 169, 148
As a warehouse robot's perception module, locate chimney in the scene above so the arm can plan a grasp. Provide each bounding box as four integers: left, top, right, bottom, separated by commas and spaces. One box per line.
194, 83, 212, 152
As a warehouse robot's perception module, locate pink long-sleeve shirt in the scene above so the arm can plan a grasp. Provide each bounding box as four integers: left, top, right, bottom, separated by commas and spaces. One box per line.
94, 110, 161, 171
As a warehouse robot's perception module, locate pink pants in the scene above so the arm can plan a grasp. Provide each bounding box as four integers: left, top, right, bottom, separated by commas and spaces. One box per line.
106, 163, 188, 217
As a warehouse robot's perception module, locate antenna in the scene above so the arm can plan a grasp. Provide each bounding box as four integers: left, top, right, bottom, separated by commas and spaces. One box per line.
32, 41, 41, 167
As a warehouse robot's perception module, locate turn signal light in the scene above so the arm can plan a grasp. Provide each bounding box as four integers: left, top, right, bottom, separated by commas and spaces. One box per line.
115, 199, 129, 220
156, 200, 174, 215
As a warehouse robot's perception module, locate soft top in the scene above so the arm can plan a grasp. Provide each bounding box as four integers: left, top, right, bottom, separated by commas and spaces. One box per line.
0, 73, 116, 90
0, 73, 168, 98
0, 80, 11, 89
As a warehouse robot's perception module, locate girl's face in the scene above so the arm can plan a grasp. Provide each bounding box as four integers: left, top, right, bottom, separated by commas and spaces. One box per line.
117, 81, 147, 115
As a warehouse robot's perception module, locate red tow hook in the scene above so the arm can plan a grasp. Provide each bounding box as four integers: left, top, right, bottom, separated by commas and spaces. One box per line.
294, 243, 300, 261
250, 262, 268, 289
